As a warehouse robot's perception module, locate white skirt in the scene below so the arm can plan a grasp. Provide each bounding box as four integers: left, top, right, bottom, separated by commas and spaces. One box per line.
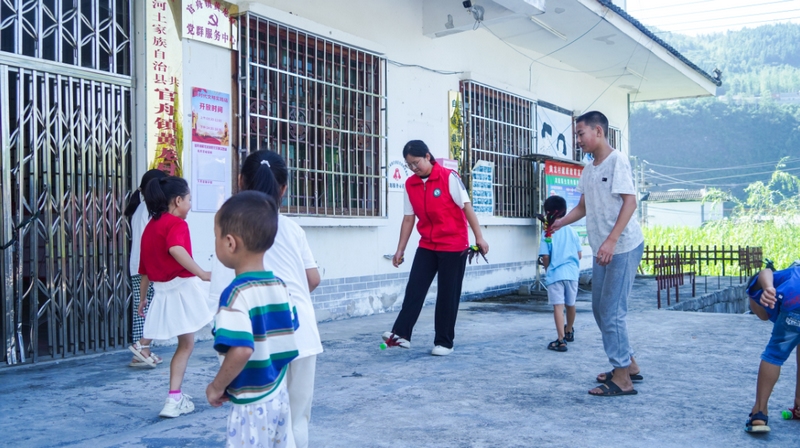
142, 276, 216, 340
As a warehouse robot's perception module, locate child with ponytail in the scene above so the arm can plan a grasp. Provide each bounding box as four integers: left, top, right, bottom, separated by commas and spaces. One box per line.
124, 169, 166, 368
132, 176, 216, 418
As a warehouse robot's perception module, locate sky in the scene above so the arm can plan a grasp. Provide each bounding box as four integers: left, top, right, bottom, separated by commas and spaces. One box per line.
623, 0, 800, 36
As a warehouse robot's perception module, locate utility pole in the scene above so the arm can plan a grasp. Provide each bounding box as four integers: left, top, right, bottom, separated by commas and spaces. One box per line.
631, 156, 647, 226
631, 155, 639, 218
639, 160, 647, 226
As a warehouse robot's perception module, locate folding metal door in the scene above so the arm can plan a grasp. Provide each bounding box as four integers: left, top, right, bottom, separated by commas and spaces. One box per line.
0, 1, 133, 365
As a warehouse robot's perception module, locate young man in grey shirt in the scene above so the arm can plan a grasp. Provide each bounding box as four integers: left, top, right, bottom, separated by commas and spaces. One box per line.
551, 110, 644, 396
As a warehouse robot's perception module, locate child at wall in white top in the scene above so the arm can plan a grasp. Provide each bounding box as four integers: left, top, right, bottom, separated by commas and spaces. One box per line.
124, 168, 166, 368
209, 150, 322, 448
133, 176, 216, 418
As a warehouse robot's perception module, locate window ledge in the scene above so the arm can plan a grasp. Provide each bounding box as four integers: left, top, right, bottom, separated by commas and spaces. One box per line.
288, 215, 390, 227
478, 217, 536, 226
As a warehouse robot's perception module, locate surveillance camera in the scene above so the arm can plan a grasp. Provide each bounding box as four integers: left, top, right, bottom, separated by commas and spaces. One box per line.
463, 1, 472, 8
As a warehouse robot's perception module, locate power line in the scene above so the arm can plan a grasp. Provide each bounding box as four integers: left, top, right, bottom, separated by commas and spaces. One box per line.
643, 157, 800, 174
645, 165, 800, 188
631, 0, 716, 12
645, 7, 800, 28
387, 60, 463, 75
479, 11, 611, 75
634, 0, 794, 21
582, 35, 648, 113
653, 15, 800, 34
647, 166, 800, 186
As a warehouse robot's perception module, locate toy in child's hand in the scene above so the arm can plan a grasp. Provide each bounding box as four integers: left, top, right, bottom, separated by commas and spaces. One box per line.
535, 209, 566, 243
461, 245, 488, 264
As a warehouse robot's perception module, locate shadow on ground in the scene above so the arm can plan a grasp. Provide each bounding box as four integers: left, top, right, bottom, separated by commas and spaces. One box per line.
0, 277, 795, 447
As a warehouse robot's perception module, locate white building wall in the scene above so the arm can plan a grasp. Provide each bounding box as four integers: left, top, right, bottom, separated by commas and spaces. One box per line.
135, 0, 630, 321
646, 201, 723, 227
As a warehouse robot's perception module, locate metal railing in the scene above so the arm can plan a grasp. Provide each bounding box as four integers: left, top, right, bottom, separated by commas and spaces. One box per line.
460, 80, 535, 218
0, 0, 131, 76
1, 0, 132, 366
641, 245, 763, 282
654, 254, 696, 309
239, 13, 387, 217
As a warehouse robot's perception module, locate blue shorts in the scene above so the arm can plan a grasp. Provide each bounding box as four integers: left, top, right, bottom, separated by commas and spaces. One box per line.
761, 310, 800, 366
547, 280, 578, 306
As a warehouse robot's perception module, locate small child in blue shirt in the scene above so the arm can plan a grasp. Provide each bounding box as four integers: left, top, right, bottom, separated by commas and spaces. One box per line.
745, 264, 800, 433
538, 195, 582, 352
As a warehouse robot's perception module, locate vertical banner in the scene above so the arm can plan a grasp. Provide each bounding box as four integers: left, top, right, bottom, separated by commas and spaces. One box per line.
448, 90, 464, 170
191, 88, 232, 212
544, 161, 586, 238
471, 160, 494, 216
147, 0, 183, 176
182, 0, 239, 50
536, 104, 573, 161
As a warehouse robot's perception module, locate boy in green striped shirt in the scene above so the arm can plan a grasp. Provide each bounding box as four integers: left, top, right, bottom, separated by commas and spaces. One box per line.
206, 191, 300, 447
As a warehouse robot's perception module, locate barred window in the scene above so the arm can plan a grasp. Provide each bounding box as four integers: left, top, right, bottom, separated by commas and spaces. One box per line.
460, 81, 535, 218
608, 126, 622, 150
240, 14, 386, 217
0, 0, 131, 75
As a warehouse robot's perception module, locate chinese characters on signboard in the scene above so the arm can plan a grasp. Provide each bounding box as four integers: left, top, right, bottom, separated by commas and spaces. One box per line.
471, 160, 494, 216
147, 0, 183, 176
182, 0, 239, 50
448, 91, 464, 170
544, 160, 586, 240
387, 160, 410, 191
191, 88, 232, 212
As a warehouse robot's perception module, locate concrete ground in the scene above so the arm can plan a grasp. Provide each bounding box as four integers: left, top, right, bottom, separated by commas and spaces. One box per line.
1, 277, 797, 447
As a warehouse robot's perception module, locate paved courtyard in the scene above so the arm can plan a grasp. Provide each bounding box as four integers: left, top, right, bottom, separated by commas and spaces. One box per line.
1, 277, 797, 447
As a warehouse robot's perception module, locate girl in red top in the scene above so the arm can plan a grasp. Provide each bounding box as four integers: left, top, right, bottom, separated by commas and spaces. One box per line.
130, 176, 215, 418
382, 140, 489, 356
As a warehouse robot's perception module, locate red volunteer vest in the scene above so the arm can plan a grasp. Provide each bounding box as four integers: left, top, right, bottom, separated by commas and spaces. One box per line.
406, 162, 468, 252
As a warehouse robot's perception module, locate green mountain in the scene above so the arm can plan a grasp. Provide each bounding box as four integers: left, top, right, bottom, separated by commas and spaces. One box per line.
661, 23, 800, 95
630, 23, 800, 199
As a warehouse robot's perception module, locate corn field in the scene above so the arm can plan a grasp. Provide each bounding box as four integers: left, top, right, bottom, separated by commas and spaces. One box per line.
642, 219, 800, 276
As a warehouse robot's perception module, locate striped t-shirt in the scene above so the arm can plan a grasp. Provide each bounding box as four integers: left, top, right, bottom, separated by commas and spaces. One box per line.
213, 271, 299, 405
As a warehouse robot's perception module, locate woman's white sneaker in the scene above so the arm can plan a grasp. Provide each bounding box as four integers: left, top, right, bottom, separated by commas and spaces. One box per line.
431, 346, 453, 356
159, 394, 195, 418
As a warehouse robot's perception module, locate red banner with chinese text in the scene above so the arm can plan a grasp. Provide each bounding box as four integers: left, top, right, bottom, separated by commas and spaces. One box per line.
147, 0, 184, 177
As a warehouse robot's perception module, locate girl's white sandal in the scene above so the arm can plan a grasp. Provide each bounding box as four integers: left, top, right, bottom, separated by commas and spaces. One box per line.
128, 342, 157, 368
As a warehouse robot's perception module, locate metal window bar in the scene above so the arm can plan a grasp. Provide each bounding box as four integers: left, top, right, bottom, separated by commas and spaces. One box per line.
238, 13, 387, 217
460, 80, 535, 218
609, 126, 621, 151
1, 65, 132, 366
0, 0, 131, 76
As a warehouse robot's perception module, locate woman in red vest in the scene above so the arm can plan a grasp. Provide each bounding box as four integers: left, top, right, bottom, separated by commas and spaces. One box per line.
382, 140, 489, 356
